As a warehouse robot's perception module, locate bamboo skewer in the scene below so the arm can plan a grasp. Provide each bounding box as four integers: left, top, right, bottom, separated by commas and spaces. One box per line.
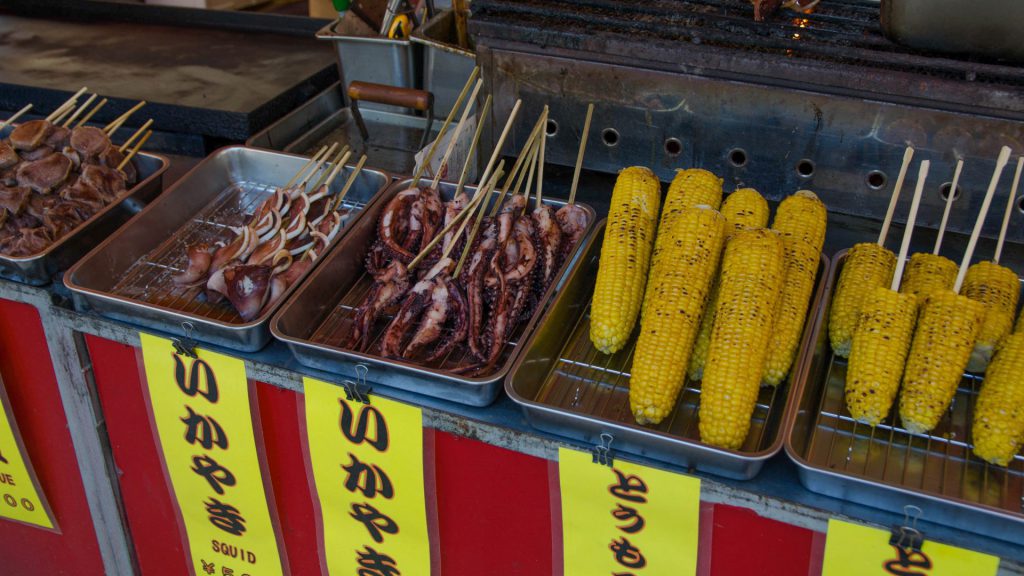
284, 146, 329, 188
332, 155, 368, 212
313, 146, 352, 191
45, 87, 88, 122
933, 159, 963, 256
453, 96, 492, 201
75, 98, 107, 128
878, 146, 915, 246
993, 156, 1024, 264
488, 111, 545, 217
410, 66, 481, 189
475, 99, 523, 208
567, 103, 594, 207
103, 101, 147, 135
536, 106, 547, 209
61, 93, 97, 128
117, 130, 152, 171
890, 161, 930, 291
51, 102, 78, 126
515, 141, 540, 208
453, 164, 507, 277
955, 146, 1012, 292
300, 142, 339, 187
430, 78, 484, 191
0, 104, 32, 132
442, 173, 494, 264
118, 119, 154, 153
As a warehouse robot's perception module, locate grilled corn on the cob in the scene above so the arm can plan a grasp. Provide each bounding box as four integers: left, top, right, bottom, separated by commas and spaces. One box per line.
652, 169, 723, 263
590, 166, 662, 354
972, 331, 1024, 465
899, 252, 957, 301
699, 228, 785, 449
631, 206, 727, 425
845, 287, 918, 426
829, 243, 897, 358
770, 190, 828, 252
899, 290, 985, 434
686, 187, 769, 381
962, 261, 1021, 372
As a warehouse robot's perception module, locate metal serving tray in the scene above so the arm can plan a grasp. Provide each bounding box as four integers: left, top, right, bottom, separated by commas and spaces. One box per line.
272, 179, 596, 407
0, 125, 169, 285
784, 250, 1024, 544
64, 146, 391, 352
508, 222, 831, 480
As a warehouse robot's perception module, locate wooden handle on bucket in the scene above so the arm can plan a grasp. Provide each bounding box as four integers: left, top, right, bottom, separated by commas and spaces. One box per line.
348, 81, 433, 112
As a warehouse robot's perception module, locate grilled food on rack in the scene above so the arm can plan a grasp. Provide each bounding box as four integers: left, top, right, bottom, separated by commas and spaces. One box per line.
763, 190, 827, 386
651, 169, 723, 279
829, 243, 896, 357
972, 331, 1024, 465
962, 261, 1021, 372
699, 228, 785, 450
630, 205, 726, 425
898, 290, 985, 434
590, 167, 661, 354
899, 252, 957, 300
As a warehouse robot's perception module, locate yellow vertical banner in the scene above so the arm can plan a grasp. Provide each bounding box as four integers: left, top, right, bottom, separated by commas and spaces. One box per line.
0, 373, 56, 531
138, 333, 285, 576
301, 376, 432, 576
822, 518, 1000, 576
558, 446, 701, 576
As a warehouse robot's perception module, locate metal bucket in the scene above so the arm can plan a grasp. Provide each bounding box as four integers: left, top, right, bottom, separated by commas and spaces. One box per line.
411, 9, 476, 118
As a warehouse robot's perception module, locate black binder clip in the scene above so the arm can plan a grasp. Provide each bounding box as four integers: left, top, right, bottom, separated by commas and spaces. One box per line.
342, 364, 372, 404
889, 505, 925, 552
171, 322, 198, 358
592, 433, 615, 467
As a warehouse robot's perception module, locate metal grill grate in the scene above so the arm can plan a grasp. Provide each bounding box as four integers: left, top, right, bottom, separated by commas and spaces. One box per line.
109, 180, 368, 325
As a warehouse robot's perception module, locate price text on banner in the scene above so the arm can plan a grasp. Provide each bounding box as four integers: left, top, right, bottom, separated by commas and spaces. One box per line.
822, 518, 1000, 576
0, 374, 56, 531
302, 377, 431, 576
558, 447, 701, 576
139, 333, 285, 576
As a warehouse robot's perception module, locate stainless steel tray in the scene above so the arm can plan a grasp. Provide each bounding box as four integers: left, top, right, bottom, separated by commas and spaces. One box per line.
508, 222, 830, 480
784, 249, 1024, 544
271, 179, 596, 407
64, 146, 391, 352
0, 124, 169, 285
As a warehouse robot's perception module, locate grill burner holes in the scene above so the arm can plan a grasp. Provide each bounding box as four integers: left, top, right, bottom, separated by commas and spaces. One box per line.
546, 119, 558, 137
796, 159, 815, 178
867, 170, 887, 190
940, 182, 962, 202
664, 138, 682, 157
728, 148, 748, 167
602, 128, 619, 147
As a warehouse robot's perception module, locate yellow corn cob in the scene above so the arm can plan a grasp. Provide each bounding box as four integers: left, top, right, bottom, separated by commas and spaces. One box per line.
762, 238, 821, 386
590, 167, 661, 354
899, 252, 957, 301
899, 290, 985, 434
651, 169, 722, 262
844, 287, 917, 426
829, 243, 896, 358
630, 206, 727, 425
699, 228, 785, 449
962, 261, 1021, 372
972, 332, 1024, 465
1017, 307, 1024, 334
686, 187, 769, 381
770, 190, 828, 253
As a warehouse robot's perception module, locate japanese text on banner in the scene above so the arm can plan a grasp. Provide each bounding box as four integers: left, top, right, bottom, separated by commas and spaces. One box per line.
302, 376, 432, 576
822, 518, 1000, 576
0, 374, 56, 531
139, 333, 284, 576
558, 447, 701, 576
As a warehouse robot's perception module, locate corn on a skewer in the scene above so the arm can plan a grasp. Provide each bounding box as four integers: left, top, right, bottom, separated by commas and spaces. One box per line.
590, 167, 661, 354
899, 290, 985, 434
829, 242, 896, 357
699, 228, 785, 449
972, 332, 1024, 465
962, 261, 1021, 372
630, 206, 726, 425
762, 190, 828, 386
686, 187, 769, 381
899, 252, 957, 301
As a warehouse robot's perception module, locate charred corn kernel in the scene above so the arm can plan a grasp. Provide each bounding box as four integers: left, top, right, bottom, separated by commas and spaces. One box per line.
590, 167, 661, 354
652, 169, 722, 263
899, 291, 985, 434
771, 190, 828, 253
762, 238, 821, 386
829, 243, 896, 358
972, 332, 1024, 465
899, 252, 957, 300
685, 188, 767, 381
963, 261, 1021, 372
631, 206, 727, 425
844, 287, 917, 426
699, 228, 785, 449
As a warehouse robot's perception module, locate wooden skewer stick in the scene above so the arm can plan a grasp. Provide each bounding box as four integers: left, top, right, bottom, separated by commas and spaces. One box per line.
536, 106, 548, 209
877, 146, 915, 246
453, 164, 507, 277
45, 87, 88, 122
511, 109, 546, 203
326, 149, 358, 211
441, 174, 493, 264
933, 159, 963, 256
61, 93, 97, 128
332, 155, 368, 212
104, 100, 147, 135
300, 142, 339, 187
476, 99, 523, 208
890, 160, 930, 291
119, 119, 154, 153
453, 96, 492, 200
515, 141, 540, 207
488, 110, 546, 217
410, 66, 481, 189
51, 101, 79, 126
117, 130, 152, 171
284, 146, 329, 188
955, 146, 1013, 292
567, 103, 594, 206
313, 146, 351, 191
993, 156, 1024, 264
0, 104, 32, 132
75, 98, 107, 128
430, 78, 484, 191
